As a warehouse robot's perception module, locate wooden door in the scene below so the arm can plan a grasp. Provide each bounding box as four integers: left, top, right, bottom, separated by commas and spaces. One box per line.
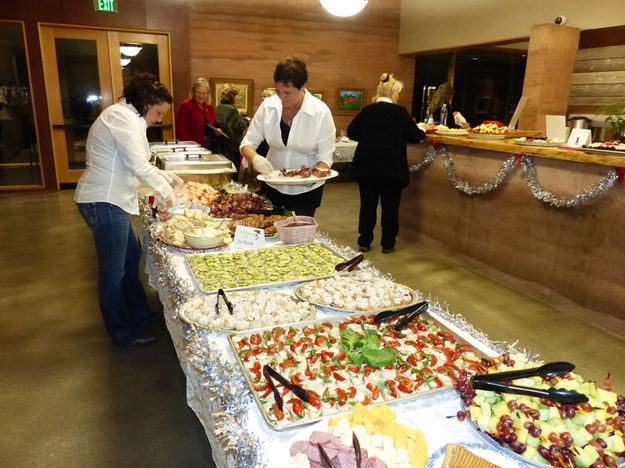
108, 31, 174, 142
39, 25, 113, 185
39, 25, 173, 186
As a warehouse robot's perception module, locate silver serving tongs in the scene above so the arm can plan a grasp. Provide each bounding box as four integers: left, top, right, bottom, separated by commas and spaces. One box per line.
471, 361, 589, 404
215, 288, 233, 316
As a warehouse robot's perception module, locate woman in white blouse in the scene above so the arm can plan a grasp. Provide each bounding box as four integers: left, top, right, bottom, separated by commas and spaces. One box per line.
75, 73, 180, 347
240, 57, 335, 216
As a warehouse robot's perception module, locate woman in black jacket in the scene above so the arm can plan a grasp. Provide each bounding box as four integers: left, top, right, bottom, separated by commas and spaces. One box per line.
347, 73, 433, 253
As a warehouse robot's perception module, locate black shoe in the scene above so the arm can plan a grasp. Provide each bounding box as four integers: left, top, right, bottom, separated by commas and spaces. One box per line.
382, 247, 394, 254
131, 336, 155, 346
114, 336, 156, 347
358, 245, 370, 252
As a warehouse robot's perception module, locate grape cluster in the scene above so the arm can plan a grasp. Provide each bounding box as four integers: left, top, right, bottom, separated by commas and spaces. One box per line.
454, 371, 476, 406
485, 415, 527, 454
536, 444, 575, 467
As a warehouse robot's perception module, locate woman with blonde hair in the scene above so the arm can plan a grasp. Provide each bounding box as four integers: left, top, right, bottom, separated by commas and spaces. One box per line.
347, 73, 433, 253
175, 77, 217, 145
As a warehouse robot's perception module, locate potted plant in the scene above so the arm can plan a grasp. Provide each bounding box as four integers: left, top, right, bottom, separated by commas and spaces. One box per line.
600, 102, 625, 142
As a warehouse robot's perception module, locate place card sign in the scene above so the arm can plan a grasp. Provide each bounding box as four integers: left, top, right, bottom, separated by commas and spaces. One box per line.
93, 0, 118, 12
233, 225, 265, 249
566, 129, 592, 148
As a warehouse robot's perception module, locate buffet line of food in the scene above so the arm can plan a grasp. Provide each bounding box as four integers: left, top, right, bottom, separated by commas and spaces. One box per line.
417, 121, 625, 156
143, 167, 624, 468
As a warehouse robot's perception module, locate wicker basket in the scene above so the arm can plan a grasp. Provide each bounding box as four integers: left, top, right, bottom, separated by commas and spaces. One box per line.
273, 216, 318, 244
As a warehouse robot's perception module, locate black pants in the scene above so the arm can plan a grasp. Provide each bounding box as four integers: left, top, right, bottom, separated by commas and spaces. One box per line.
263, 184, 324, 217
357, 176, 403, 249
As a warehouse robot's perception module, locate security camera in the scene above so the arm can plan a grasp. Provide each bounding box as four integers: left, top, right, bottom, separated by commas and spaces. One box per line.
554, 16, 567, 25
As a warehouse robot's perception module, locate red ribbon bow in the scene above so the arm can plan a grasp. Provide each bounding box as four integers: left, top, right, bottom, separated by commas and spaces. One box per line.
514, 153, 524, 167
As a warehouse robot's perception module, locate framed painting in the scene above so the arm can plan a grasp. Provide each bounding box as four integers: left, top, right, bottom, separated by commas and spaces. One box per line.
308, 88, 325, 102
209, 78, 254, 114
336, 88, 366, 114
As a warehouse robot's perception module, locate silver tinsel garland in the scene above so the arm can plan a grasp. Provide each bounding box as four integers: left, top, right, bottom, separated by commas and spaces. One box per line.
520, 156, 619, 207
138, 198, 535, 466
409, 144, 620, 207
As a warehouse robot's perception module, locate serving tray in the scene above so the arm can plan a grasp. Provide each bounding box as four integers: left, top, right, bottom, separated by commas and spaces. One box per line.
293, 278, 422, 313
258, 169, 339, 185
583, 147, 625, 156
185, 243, 355, 294
469, 133, 506, 140
229, 312, 488, 430
178, 291, 317, 332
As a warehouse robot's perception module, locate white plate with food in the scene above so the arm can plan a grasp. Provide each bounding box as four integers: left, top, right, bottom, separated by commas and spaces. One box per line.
469, 133, 506, 140
178, 290, 316, 332
512, 137, 565, 147
436, 130, 469, 137
294, 277, 421, 313
426, 442, 534, 468
258, 169, 339, 185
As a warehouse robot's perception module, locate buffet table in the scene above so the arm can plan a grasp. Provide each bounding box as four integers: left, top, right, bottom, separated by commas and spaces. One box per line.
403, 136, 625, 330
138, 208, 532, 467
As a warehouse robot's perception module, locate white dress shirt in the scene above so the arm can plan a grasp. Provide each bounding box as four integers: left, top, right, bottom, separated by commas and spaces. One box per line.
241, 90, 335, 195
74, 99, 172, 215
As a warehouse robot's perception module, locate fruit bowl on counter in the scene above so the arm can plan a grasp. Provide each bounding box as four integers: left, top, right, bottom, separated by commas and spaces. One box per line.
470, 122, 508, 140
455, 353, 625, 468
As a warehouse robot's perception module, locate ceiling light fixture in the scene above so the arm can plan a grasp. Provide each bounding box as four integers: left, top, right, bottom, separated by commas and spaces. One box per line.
320, 0, 368, 17
120, 57, 131, 67
120, 43, 143, 57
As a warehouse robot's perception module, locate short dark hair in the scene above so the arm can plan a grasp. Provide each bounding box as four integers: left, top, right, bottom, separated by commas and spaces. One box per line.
122, 73, 173, 116
273, 57, 308, 89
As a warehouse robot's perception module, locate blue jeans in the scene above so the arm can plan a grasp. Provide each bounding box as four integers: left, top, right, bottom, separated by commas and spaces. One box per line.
77, 202, 153, 345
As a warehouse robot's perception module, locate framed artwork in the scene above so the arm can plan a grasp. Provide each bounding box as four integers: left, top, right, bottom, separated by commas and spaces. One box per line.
336, 88, 366, 114
308, 88, 325, 102
209, 78, 254, 114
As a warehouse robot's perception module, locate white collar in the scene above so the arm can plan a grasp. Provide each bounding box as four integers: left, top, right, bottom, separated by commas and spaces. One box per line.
266, 89, 315, 116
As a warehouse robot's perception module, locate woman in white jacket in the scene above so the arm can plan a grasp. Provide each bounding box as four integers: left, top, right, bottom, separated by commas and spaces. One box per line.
240, 57, 335, 216
75, 73, 181, 347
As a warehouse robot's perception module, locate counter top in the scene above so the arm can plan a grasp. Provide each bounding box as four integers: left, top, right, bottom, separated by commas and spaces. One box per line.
427, 134, 625, 167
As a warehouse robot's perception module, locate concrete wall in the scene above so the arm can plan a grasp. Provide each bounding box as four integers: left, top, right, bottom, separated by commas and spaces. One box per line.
399, 0, 625, 54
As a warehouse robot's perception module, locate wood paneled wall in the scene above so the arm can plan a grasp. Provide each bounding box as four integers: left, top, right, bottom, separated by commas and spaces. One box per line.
568, 45, 625, 114
187, 0, 413, 133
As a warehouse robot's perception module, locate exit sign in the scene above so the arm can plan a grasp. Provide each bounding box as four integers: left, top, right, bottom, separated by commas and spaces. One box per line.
94, 0, 118, 12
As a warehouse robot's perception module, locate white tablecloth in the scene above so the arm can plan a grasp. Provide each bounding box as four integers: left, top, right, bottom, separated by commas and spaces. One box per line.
144, 234, 527, 467
334, 140, 358, 162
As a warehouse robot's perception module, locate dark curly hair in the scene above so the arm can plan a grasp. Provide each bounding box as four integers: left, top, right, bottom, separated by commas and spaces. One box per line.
273, 57, 308, 89
122, 73, 173, 116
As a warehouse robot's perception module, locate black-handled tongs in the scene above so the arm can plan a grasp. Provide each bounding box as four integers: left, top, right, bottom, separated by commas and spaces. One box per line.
335, 254, 364, 272
215, 288, 233, 316
471, 361, 589, 404
263, 365, 310, 403
373, 301, 428, 325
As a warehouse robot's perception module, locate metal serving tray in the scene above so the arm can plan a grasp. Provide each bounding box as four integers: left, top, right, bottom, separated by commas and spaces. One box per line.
150, 140, 202, 152
156, 153, 234, 172
184, 243, 358, 294
228, 311, 488, 430
583, 147, 625, 157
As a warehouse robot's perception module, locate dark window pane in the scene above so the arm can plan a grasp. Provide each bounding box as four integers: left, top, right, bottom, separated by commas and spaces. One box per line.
0, 22, 42, 186
55, 38, 102, 170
